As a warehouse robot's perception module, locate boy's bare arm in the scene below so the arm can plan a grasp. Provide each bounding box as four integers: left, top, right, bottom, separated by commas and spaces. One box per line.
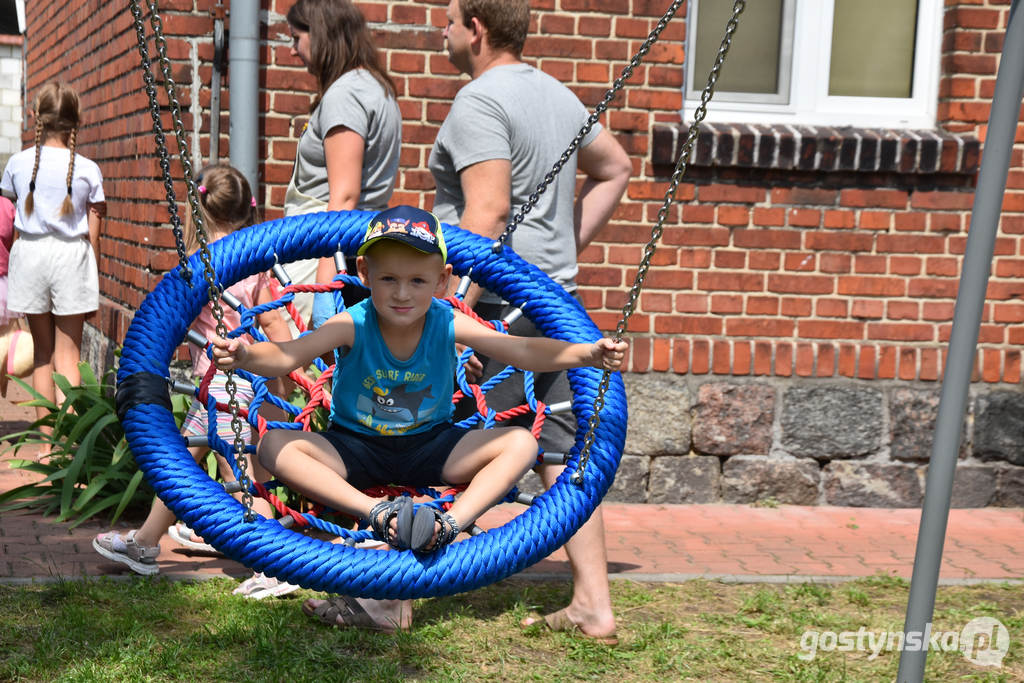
452, 311, 627, 373
212, 312, 355, 376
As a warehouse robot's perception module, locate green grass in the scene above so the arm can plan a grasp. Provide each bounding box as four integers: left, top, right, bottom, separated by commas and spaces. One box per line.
0, 575, 1020, 682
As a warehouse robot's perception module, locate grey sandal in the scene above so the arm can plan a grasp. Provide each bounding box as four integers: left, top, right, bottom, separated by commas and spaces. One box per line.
368, 497, 414, 550
410, 505, 460, 552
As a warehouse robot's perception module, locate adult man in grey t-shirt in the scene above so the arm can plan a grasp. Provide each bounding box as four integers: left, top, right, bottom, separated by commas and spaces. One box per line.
429, 0, 631, 642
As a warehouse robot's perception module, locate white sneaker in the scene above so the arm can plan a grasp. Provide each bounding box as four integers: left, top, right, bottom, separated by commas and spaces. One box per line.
233, 572, 300, 600
167, 523, 219, 554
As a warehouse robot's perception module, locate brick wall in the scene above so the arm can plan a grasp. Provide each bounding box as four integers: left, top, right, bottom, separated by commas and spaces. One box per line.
19, 1, 1024, 505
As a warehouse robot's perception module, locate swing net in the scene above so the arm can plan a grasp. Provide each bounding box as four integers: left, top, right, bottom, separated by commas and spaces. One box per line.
176, 225, 584, 547
117, 209, 628, 598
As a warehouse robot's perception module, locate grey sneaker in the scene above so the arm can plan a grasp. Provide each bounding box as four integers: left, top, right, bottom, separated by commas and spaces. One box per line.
92, 530, 160, 576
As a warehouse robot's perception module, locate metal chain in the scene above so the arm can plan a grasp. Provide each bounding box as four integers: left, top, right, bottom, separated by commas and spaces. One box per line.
129, 0, 256, 521
493, 0, 686, 249
572, 0, 747, 486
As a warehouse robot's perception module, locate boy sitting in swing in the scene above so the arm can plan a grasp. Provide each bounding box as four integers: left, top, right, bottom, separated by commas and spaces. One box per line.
211, 206, 627, 552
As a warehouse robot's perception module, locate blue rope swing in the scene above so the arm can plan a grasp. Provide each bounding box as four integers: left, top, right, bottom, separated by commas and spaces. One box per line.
115, 209, 627, 599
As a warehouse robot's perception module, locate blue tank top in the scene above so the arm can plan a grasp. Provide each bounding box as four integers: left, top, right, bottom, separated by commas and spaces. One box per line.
330, 298, 456, 436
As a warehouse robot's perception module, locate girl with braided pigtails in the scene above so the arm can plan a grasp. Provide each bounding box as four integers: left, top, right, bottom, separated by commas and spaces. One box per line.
0, 81, 105, 454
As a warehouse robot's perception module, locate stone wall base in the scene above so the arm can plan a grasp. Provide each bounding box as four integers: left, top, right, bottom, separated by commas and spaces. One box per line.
522, 374, 1024, 508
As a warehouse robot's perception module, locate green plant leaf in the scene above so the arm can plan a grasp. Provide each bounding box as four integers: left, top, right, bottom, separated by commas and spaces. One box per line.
109, 469, 146, 524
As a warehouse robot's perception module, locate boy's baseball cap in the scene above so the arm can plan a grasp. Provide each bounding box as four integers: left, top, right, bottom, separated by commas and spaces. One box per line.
357, 205, 447, 262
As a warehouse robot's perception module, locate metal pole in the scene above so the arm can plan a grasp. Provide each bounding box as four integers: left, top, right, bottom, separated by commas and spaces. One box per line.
897, 1, 1024, 680
209, 1, 225, 165
227, 0, 260, 194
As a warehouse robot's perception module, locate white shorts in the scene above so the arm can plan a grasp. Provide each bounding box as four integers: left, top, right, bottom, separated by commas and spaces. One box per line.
8, 232, 98, 316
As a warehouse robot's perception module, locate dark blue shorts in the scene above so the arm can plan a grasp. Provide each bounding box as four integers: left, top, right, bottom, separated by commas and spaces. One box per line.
319, 421, 471, 491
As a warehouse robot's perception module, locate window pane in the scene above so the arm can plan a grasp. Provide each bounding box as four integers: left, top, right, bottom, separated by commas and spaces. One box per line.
694, 0, 783, 94
829, 0, 918, 97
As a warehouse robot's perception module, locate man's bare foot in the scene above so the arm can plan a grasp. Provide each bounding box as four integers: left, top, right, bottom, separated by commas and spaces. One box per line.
520, 607, 618, 645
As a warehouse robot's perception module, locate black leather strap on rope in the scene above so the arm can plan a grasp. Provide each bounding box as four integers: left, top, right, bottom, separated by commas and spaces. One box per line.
115, 371, 173, 423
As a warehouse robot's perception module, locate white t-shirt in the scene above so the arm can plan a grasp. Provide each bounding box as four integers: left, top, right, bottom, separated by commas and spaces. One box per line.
0, 146, 105, 238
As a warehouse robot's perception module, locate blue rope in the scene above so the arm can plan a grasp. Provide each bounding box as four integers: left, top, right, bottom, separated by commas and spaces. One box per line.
117, 210, 627, 599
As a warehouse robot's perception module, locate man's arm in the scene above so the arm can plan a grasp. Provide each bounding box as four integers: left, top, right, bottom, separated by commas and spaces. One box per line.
574, 128, 631, 251
453, 158, 512, 306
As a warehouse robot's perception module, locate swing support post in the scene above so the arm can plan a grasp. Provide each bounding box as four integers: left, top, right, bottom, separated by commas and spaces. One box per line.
897, 1, 1024, 679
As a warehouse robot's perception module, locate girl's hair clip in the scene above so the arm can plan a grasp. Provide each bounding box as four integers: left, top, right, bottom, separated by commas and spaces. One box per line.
197, 184, 207, 194
251, 197, 257, 207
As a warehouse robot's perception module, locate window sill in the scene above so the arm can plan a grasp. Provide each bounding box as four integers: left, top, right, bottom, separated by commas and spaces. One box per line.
652, 123, 980, 176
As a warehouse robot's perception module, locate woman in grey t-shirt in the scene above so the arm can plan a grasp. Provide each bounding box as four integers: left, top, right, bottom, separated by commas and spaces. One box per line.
284, 0, 402, 323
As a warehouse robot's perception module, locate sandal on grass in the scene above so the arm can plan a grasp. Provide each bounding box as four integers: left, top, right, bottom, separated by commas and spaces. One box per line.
409, 505, 460, 552
522, 609, 619, 646
301, 595, 402, 633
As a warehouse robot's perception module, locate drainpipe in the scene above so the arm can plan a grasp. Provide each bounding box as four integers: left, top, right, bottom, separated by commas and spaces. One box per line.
228, 1, 260, 195
209, 1, 226, 165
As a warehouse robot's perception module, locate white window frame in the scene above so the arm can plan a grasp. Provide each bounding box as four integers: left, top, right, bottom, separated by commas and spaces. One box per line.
683, 0, 943, 129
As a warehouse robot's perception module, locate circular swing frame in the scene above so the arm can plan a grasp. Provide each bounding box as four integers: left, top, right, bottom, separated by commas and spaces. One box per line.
116, 209, 627, 599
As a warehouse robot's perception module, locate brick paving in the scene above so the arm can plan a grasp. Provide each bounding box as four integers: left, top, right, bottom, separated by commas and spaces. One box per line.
2, 382, 1023, 585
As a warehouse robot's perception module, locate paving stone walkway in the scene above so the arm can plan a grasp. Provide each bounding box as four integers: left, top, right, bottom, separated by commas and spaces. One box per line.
2, 383, 1022, 585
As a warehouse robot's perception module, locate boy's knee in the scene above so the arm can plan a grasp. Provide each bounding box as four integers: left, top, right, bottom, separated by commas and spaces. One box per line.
256, 431, 284, 471
508, 426, 539, 460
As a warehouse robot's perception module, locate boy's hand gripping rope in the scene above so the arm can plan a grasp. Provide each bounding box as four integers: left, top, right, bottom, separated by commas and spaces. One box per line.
130, 0, 255, 520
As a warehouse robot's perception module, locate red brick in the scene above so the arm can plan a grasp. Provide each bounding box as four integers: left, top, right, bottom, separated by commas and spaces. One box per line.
747, 296, 779, 315
714, 251, 746, 269
752, 207, 785, 226
753, 341, 772, 375
858, 346, 876, 379
691, 339, 710, 374
799, 321, 866, 340
712, 340, 731, 375
726, 318, 796, 337
795, 343, 815, 377
823, 210, 856, 229
837, 276, 906, 297
887, 301, 920, 320
899, 347, 917, 381
733, 341, 752, 375
817, 344, 836, 377
851, 300, 884, 319
780, 297, 813, 317
839, 188, 909, 209
820, 253, 852, 273
816, 299, 849, 318
654, 316, 723, 335
767, 274, 834, 295
652, 338, 672, 372
878, 346, 897, 379
788, 208, 822, 228
749, 251, 781, 270
775, 343, 793, 377
710, 294, 743, 314
784, 252, 816, 271
698, 272, 764, 292
838, 344, 858, 378
675, 293, 709, 313
867, 323, 935, 342
673, 339, 689, 374
718, 205, 751, 227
